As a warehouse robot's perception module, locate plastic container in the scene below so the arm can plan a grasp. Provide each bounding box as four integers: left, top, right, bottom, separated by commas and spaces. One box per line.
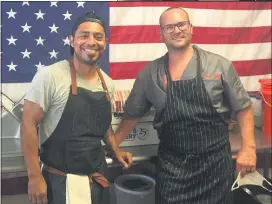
259, 79, 272, 137
114, 174, 155, 204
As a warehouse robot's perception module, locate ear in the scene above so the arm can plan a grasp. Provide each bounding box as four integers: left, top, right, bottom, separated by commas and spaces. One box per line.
103, 37, 108, 50
69, 35, 74, 48
159, 27, 163, 41
190, 23, 194, 34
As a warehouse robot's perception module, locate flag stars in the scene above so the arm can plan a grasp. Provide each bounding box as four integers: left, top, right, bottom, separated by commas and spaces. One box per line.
62, 36, 70, 46
63, 10, 72, 20
6, 8, 17, 19
35, 10, 45, 20
76, 2, 85, 8
50, 2, 58, 7
6, 35, 18, 45
35, 62, 45, 71
21, 49, 32, 59
49, 24, 59, 33
22, 2, 30, 6
35, 36, 45, 46
49, 49, 58, 59
21, 22, 32, 33
7, 62, 17, 71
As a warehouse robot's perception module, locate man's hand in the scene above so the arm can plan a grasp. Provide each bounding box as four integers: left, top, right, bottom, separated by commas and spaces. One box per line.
28, 175, 48, 204
236, 147, 257, 176
114, 149, 133, 169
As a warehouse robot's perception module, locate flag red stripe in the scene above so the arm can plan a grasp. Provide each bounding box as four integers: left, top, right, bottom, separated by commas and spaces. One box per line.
110, 26, 271, 45
109, 2, 271, 10
110, 59, 271, 80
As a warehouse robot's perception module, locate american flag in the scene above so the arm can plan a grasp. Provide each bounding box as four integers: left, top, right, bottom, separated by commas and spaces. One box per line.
2, 2, 110, 82
109, 2, 271, 93
1, 1, 109, 100
1, 1, 272, 104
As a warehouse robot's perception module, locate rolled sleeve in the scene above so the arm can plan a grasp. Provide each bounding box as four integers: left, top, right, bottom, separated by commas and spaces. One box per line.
222, 63, 252, 111
124, 72, 152, 117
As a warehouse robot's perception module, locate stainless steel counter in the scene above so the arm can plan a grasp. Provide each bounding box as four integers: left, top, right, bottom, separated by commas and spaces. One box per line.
1, 127, 271, 174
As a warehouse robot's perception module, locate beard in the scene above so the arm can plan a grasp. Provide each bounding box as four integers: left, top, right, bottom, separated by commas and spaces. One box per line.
165, 33, 192, 51
74, 50, 99, 66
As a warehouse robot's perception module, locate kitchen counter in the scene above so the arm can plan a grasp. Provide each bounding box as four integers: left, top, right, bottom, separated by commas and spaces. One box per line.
1, 127, 271, 175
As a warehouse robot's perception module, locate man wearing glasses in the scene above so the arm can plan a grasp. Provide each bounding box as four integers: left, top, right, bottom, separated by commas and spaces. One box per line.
114, 7, 256, 204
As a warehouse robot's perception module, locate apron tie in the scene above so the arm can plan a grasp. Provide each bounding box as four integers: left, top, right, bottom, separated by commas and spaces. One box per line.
43, 164, 110, 188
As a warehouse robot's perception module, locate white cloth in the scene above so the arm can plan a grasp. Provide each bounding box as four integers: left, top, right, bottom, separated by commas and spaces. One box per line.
66, 174, 92, 204
231, 171, 272, 192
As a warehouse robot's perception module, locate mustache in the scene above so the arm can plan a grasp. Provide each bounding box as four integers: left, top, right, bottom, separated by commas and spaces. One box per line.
82, 47, 99, 51
81, 45, 103, 51
171, 33, 187, 38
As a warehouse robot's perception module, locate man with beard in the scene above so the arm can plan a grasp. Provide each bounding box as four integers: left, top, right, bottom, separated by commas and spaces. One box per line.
114, 7, 257, 204
20, 12, 132, 204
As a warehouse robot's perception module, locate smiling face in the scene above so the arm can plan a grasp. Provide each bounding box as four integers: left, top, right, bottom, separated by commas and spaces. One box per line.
160, 8, 193, 51
70, 21, 107, 66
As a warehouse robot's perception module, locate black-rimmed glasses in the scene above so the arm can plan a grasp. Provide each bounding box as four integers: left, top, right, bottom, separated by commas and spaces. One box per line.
162, 21, 190, 34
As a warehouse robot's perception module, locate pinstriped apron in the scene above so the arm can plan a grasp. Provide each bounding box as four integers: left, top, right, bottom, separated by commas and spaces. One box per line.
156, 46, 233, 204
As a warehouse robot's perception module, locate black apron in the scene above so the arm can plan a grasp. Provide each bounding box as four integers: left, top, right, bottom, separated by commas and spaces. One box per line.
156, 46, 233, 204
39, 60, 112, 204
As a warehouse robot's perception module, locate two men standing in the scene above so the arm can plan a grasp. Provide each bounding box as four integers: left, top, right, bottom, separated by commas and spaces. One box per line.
21, 7, 256, 204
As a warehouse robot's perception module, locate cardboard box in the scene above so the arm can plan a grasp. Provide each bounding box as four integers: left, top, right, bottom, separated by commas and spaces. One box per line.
112, 122, 159, 147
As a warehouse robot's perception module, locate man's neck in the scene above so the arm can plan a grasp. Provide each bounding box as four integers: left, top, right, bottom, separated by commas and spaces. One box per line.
72, 56, 97, 80
168, 44, 194, 64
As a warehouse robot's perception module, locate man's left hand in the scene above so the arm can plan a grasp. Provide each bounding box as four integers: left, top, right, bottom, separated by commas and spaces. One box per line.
236, 147, 257, 176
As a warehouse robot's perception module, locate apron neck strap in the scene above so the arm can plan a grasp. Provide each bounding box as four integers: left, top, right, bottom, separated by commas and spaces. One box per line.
68, 60, 110, 101
96, 66, 110, 101
69, 60, 78, 96
164, 45, 202, 83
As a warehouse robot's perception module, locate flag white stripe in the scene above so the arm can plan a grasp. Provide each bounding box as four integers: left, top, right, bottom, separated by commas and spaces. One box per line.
110, 7, 271, 27
113, 74, 272, 92
110, 42, 271, 63
240, 74, 272, 92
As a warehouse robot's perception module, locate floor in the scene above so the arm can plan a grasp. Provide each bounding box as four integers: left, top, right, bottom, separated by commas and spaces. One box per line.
1, 185, 117, 204
2, 169, 271, 204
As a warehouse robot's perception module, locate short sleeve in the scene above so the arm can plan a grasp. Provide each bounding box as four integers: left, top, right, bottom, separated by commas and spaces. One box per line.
222, 63, 252, 111
123, 72, 152, 117
24, 68, 55, 113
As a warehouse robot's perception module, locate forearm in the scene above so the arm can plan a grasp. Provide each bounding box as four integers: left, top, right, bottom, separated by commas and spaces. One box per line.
104, 126, 120, 154
115, 116, 141, 146
20, 121, 41, 178
236, 105, 256, 149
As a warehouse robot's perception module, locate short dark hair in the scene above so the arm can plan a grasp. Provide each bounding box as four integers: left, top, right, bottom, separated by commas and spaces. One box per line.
70, 11, 107, 56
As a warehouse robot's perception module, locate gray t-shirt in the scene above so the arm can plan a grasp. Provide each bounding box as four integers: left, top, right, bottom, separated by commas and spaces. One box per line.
124, 45, 252, 132
24, 60, 115, 145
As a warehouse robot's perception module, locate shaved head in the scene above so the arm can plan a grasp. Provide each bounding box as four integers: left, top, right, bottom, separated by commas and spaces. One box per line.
159, 7, 190, 26
158, 7, 193, 51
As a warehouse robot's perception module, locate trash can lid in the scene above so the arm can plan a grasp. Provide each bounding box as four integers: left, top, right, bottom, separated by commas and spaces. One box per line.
114, 174, 155, 195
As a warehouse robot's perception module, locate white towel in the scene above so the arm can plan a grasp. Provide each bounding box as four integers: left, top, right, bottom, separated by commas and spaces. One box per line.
66, 173, 92, 204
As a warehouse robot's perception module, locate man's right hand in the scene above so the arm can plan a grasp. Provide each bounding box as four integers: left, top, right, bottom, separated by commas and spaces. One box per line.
114, 149, 133, 170
28, 175, 48, 204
